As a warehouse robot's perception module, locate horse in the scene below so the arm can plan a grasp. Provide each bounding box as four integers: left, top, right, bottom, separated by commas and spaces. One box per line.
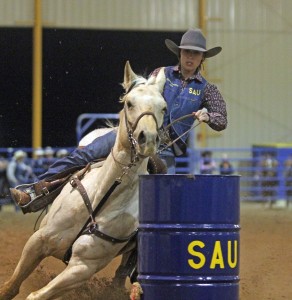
0, 61, 167, 300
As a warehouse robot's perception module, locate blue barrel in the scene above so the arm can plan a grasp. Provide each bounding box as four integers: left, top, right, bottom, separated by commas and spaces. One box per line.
138, 175, 240, 300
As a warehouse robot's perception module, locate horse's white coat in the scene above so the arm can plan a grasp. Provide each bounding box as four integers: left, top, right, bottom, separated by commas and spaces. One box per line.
0, 61, 166, 300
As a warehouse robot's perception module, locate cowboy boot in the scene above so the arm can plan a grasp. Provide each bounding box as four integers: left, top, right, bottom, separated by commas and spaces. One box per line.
10, 164, 91, 212
10, 178, 68, 207
10, 188, 31, 206
147, 154, 167, 174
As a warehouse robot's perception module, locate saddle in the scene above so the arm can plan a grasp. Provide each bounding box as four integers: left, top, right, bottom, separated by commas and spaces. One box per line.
19, 155, 166, 214
18, 165, 87, 214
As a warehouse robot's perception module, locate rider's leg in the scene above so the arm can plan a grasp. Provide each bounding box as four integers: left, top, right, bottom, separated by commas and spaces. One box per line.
39, 129, 117, 180
10, 130, 117, 207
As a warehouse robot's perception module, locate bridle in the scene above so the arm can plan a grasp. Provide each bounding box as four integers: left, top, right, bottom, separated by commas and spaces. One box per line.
122, 78, 202, 157
123, 103, 159, 161
117, 79, 160, 165
122, 81, 202, 157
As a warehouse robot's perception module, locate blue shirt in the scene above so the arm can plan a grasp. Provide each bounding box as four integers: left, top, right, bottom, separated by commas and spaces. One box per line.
151, 66, 227, 154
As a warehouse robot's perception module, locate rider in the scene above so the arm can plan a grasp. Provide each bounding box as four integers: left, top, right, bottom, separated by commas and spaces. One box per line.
10, 28, 227, 209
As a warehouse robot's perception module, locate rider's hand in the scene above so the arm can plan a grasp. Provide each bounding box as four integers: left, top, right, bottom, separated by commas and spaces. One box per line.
193, 108, 210, 123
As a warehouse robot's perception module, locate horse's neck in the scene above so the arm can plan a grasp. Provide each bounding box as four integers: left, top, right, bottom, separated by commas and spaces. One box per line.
96, 130, 147, 190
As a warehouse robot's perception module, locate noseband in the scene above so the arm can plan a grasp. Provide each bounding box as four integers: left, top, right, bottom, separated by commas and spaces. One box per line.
124, 108, 159, 147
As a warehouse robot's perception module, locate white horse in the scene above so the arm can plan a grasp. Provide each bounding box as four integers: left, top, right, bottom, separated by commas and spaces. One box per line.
0, 61, 167, 300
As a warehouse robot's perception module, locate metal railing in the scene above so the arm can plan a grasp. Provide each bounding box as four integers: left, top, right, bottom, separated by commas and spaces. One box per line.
175, 147, 292, 203
2, 114, 291, 206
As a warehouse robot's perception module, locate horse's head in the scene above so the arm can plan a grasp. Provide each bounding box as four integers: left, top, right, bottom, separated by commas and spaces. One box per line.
119, 61, 167, 157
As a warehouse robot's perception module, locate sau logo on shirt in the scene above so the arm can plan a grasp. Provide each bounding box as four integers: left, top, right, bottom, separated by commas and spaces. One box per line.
189, 88, 201, 95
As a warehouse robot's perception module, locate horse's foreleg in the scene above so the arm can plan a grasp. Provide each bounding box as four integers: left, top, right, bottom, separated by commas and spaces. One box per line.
0, 231, 46, 300
25, 235, 113, 300
25, 251, 109, 300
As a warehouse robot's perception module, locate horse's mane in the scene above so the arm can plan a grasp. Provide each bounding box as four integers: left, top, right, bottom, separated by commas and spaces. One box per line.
119, 76, 148, 103
104, 119, 118, 129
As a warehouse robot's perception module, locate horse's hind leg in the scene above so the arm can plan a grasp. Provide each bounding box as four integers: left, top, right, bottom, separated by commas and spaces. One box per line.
112, 240, 137, 288
0, 230, 46, 300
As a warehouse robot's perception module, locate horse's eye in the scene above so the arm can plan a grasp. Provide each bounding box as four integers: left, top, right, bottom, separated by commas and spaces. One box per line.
126, 101, 133, 110
162, 107, 167, 114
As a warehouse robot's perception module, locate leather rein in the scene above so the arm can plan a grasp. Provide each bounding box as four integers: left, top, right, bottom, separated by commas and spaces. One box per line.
157, 114, 202, 154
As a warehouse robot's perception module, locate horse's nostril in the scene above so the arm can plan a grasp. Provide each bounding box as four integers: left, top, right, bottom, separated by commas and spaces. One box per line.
138, 131, 146, 144
138, 131, 160, 147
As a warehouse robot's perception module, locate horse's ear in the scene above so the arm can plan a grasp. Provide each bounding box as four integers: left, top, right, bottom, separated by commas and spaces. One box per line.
147, 67, 166, 94
123, 61, 138, 92
155, 67, 166, 93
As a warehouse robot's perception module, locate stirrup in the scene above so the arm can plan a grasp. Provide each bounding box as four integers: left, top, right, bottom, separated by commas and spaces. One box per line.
10, 183, 43, 214
21, 181, 68, 214
14, 182, 38, 200
14, 182, 37, 192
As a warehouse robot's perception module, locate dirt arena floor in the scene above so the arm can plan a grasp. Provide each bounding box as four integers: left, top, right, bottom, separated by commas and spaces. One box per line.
0, 201, 291, 300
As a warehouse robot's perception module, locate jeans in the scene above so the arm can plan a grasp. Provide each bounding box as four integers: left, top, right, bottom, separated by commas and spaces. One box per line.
38, 129, 177, 181
39, 130, 117, 180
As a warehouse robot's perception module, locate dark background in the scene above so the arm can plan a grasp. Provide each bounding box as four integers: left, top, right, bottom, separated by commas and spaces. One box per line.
0, 28, 181, 148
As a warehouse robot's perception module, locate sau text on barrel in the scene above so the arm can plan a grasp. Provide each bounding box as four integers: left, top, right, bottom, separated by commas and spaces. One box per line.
138, 174, 240, 300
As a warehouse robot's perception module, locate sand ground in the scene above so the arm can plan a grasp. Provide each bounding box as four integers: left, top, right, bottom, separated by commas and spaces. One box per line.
0, 201, 291, 299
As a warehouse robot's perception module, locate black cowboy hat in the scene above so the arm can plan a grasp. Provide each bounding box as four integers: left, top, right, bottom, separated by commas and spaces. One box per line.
165, 28, 222, 58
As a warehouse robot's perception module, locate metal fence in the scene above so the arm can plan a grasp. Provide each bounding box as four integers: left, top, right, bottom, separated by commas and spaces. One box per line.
176, 147, 292, 204
1, 145, 292, 206
2, 106, 292, 210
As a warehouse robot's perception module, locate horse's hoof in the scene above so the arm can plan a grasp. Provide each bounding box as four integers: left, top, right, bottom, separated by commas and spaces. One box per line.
130, 282, 143, 300
0, 285, 19, 300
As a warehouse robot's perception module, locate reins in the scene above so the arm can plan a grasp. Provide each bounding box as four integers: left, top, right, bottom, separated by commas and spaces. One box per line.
157, 114, 202, 154
123, 79, 202, 155
164, 113, 194, 131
